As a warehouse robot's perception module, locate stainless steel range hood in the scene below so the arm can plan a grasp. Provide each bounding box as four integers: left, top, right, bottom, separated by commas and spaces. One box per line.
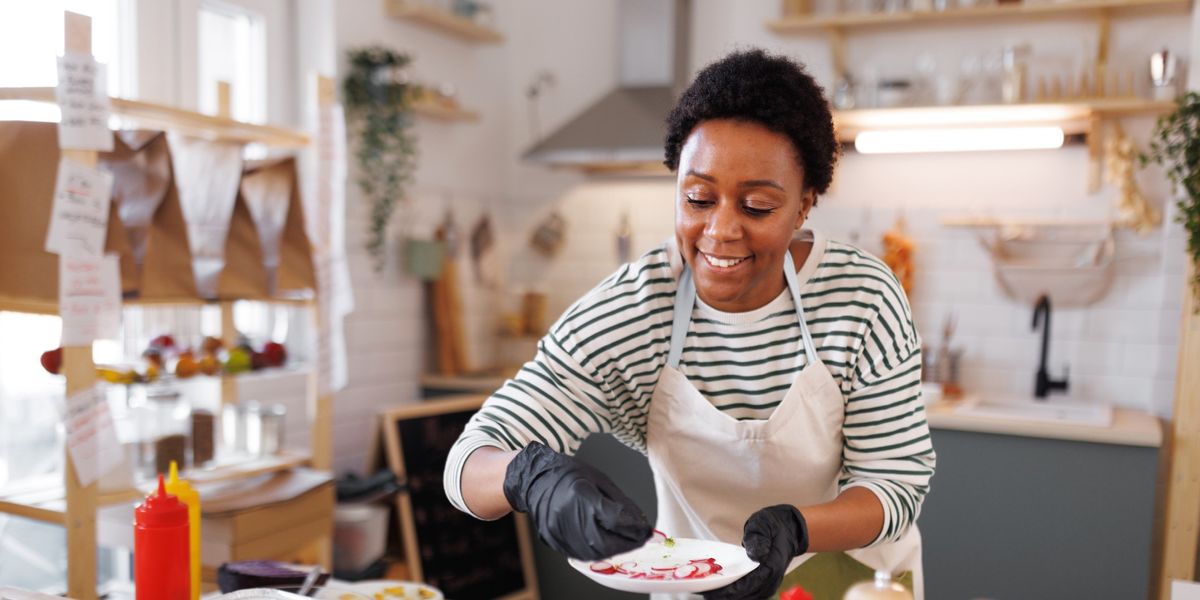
523, 0, 689, 173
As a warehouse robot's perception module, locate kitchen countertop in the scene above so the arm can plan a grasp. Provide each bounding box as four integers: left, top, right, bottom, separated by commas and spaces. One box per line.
420, 373, 1164, 448
926, 400, 1163, 447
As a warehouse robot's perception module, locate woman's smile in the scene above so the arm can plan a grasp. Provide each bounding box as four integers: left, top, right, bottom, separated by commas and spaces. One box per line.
699, 251, 751, 270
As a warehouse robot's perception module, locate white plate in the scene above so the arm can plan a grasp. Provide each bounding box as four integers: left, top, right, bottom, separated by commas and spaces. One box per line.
347, 580, 444, 600
568, 537, 759, 594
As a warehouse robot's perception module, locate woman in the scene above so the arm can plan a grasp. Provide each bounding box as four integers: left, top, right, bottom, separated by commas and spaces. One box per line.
444, 49, 934, 600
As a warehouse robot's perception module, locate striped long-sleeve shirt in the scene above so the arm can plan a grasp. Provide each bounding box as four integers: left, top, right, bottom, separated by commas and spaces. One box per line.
444, 229, 935, 546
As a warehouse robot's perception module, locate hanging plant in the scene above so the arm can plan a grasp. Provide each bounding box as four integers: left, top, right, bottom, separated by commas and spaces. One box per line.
1141, 91, 1200, 303
342, 46, 420, 272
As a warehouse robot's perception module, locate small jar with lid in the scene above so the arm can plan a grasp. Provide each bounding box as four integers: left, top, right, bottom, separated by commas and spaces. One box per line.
132, 386, 191, 479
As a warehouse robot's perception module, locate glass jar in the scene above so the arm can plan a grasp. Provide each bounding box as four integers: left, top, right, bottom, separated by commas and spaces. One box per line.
245, 403, 287, 457
876, 79, 915, 108
132, 386, 191, 479
222, 402, 287, 457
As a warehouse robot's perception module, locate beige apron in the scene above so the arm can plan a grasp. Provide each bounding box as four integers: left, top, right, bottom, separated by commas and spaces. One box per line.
645, 250, 923, 600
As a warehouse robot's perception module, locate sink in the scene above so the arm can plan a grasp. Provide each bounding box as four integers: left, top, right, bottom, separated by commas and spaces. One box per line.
953, 398, 1114, 427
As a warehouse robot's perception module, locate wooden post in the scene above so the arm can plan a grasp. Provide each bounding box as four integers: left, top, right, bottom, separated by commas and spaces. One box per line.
62, 12, 100, 600
828, 26, 848, 83
1095, 8, 1111, 75
1087, 114, 1103, 194
217, 83, 239, 408
219, 300, 239, 407
311, 73, 335, 472
216, 80, 232, 119
1160, 264, 1200, 599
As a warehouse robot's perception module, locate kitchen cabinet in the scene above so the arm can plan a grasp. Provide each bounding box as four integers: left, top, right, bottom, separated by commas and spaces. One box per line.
920, 426, 1160, 599
530, 417, 1162, 599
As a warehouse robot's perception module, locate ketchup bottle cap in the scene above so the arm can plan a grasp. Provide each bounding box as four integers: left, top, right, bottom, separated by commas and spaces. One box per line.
135, 474, 188, 527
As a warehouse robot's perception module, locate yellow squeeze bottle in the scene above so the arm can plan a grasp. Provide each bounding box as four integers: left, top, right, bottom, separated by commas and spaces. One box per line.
165, 461, 200, 600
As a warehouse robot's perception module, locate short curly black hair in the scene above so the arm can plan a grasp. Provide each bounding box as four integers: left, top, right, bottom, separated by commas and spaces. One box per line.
663, 49, 838, 196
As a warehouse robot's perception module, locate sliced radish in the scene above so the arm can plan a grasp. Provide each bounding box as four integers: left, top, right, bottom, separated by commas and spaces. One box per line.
673, 564, 698, 579
690, 561, 714, 577
589, 561, 617, 575
650, 529, 668, 544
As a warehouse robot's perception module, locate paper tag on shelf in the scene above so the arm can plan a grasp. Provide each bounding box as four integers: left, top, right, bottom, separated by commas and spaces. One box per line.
64, 386, 123, 488
59, 253, 122, 346
45, 158, 113, 258
55, 53, 113, 151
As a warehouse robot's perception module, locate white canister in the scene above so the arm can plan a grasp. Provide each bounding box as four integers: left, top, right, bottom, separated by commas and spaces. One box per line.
844, 571, 914, 600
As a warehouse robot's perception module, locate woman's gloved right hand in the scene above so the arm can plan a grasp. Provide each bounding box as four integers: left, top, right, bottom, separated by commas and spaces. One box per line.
503, 441, 653, 560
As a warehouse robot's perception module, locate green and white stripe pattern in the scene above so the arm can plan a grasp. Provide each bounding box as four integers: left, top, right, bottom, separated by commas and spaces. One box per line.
444, 232, 935, 545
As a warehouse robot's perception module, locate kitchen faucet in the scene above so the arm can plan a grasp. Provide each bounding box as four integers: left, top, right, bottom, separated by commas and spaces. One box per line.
1032, 294, 1069, 398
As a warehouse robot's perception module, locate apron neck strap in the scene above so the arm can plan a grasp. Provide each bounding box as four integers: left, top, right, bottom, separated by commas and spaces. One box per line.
668, 250, 818, 369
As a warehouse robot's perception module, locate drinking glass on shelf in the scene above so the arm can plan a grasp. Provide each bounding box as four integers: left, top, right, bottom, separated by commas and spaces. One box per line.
959, 53, 982, 104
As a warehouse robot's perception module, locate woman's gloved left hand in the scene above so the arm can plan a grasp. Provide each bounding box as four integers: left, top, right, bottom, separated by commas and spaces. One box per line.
702, 504, 809, 600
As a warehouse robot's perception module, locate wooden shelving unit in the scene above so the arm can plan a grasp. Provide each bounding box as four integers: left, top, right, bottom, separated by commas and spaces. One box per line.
384, 0, 503, 44
831, 98, 1175, 141
767, 0, 1189, 32
767, 0, 1190, 98
0, 15, 331, 599
0, 87, 309, 147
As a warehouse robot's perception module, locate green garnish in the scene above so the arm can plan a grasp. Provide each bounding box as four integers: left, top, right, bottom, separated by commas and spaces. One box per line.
664, 537, 676, 548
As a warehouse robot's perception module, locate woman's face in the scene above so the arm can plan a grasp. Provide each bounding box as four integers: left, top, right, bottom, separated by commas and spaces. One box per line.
675, 119, 815, 313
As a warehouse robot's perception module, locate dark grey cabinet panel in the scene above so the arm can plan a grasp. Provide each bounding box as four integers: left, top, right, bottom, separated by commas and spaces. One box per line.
919, 428, 1158, 600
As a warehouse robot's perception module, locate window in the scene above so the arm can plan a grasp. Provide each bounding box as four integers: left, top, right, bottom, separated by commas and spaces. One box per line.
0, 0, 132, 121
197, 1, 266, 123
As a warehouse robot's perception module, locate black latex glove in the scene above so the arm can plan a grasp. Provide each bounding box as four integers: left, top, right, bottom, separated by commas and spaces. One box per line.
703, 505, 809, 600
502, 441, 653, 560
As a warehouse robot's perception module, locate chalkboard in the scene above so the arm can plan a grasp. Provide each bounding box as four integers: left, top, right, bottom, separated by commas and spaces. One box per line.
381, 395, 538, 600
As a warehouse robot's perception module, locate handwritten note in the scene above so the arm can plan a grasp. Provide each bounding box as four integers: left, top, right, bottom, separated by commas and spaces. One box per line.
59, 253, 122, 346
64, 386, 123, 487
310, 103, 353, 395
45, 159, 113, 257
55, 53, 113, 151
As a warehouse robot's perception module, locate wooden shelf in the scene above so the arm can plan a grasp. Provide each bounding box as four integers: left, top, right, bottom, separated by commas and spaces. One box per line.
0, 87, 309, 147
767, 0, 1189, 32
385, 0, 503, 44
413, 99, 480, 122
0, 296, 316, 318
420, 369, 516, 393
832, 98, 1175, 141
0, 452, 310, 525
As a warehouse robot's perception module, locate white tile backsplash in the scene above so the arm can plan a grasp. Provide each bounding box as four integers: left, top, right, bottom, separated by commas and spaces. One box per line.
515, 172, 1189, 418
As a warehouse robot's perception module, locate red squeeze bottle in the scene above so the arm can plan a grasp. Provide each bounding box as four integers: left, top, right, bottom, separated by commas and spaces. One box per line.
135, 474, 191, 600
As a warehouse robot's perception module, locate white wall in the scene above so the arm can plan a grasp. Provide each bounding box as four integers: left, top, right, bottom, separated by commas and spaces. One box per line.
491, 1, 1193, 417
328, 0, 513, 473
322, 1, 1196, 472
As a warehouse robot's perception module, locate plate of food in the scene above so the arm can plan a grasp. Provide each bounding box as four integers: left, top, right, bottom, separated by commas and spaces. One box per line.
346, 580, 442, 600
568, 530, 758, 594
